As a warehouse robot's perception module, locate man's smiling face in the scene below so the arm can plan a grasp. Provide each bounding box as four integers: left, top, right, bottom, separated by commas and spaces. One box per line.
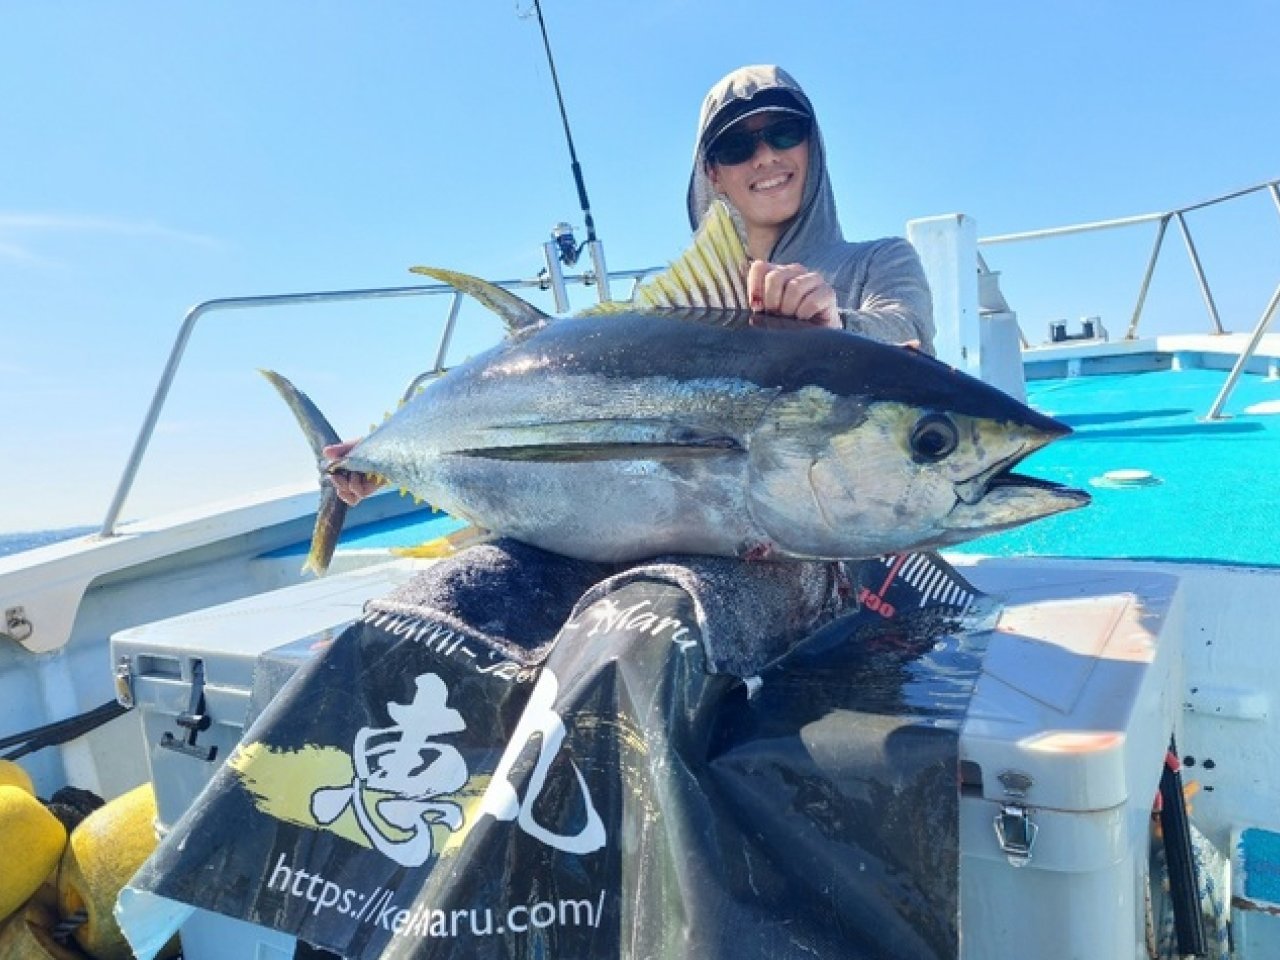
707, 111, 809, 241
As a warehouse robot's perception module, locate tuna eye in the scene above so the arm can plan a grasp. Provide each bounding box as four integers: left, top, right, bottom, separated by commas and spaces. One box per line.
910, 414, 959, 461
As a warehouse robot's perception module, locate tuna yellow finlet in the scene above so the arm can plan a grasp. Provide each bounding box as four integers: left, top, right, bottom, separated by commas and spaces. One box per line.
392, 524, 493, 559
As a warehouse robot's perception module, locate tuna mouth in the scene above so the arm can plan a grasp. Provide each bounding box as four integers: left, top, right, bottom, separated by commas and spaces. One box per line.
954, 448, 1031, 505
983, 471, 1078, 498
952, 444, 1081, 507
949, 445, 1091, 528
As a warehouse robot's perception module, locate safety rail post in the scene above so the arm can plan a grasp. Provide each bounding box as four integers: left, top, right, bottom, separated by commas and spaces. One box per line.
1175, 212, 1226, 335
1203, 281, 1280, 420
100, 299, 208, 538
1124, 215, 1171, 341
401, 292, 465, 403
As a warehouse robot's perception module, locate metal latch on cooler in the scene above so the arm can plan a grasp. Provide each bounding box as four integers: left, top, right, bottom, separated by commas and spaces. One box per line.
994, 804, 1038, 867
114, 656, 135, 707
160, 659, 217, 762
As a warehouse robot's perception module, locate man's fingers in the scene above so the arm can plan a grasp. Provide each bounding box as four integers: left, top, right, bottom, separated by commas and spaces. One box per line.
322, 439, 385, 507
322, 440, 358, 460
760, 263, 806, 314
330, 471, 384, 507
747, 261, 841, 328
781, 273, 834, 323
769, 267, 841, 327
746, 259, 773, 310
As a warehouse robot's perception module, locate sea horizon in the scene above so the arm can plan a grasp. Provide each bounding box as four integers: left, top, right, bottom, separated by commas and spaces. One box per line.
0, 525, 97, 559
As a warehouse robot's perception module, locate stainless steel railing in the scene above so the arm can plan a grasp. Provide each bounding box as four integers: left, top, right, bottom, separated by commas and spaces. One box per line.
104, 180, 1280, 536
979, 177, 1280, 419
100, 266, 659, 537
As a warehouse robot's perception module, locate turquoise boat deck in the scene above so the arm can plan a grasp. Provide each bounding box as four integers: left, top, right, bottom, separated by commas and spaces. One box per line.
955, 367, 1280, 567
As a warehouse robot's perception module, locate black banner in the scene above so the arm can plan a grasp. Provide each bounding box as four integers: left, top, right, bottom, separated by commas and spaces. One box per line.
128, 547, 989, 959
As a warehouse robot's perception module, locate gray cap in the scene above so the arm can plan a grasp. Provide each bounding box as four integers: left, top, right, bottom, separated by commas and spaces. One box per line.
701, 88, 811, 154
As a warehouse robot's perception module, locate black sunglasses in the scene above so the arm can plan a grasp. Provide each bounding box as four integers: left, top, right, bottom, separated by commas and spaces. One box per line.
706, 116, 810, 166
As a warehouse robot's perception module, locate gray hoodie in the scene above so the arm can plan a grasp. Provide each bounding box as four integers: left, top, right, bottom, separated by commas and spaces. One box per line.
687, 65, 936, 354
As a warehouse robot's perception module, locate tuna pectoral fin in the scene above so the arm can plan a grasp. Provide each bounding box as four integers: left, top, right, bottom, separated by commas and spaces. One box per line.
410, 266, 550, 335
260, 369, 348, 577
456, 438, 743, 463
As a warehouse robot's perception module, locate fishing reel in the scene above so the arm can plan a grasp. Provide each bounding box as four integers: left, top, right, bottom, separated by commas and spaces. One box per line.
551, 222, 580, 266
539, 220, 611, 311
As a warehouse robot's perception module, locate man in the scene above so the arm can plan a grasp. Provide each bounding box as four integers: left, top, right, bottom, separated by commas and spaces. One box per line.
329, 64, 935, 505
690, 64, 935, 350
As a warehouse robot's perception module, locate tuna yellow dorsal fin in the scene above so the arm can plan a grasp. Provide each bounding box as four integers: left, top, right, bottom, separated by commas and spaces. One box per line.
579, 200, 749, 316
410, 265, 550, 334
638, 200, 750, 311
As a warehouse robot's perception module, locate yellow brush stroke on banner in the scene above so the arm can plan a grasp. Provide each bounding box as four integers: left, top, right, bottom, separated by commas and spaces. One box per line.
229, 742, 370, 849
228, 741, 493, 857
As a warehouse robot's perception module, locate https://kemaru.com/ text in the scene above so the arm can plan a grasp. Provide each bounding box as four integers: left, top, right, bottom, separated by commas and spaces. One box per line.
268, 853, 608, 939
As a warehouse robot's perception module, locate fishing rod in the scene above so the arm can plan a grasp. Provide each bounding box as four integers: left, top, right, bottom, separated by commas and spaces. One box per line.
531, 0, 596, 251
525, 0, 612, 304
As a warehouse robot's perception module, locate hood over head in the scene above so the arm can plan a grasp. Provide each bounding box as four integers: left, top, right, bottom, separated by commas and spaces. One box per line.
685, 64, 936, 355
687, 65, 843, 266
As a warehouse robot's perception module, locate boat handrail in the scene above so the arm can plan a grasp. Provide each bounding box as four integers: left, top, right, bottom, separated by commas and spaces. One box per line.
100, 267, 660, 538
977, 176, 1280, 418
1203, 280, 1280, 420
106, 179, 1280, 537
977, 177, 1279, 339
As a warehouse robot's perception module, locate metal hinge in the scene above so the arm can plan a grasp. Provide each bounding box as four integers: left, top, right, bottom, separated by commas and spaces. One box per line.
997, 769, 1034, 798
994, 804, 1038, 867
3, 606, 33, 644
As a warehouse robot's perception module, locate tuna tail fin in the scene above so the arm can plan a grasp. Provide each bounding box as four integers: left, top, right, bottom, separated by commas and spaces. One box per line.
260, 369, 349, 577
305, 483, 348, 577
408, 266, 550, 335
587, 200, 749, 316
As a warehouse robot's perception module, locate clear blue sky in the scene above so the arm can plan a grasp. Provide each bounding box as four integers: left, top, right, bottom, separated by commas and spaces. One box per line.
3, 1, 1278, 534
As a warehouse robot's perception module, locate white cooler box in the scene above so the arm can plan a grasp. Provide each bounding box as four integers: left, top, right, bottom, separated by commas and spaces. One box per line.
956, 559, 1184, 959
111, 557, 1184, 960
111, 560, 424, 960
